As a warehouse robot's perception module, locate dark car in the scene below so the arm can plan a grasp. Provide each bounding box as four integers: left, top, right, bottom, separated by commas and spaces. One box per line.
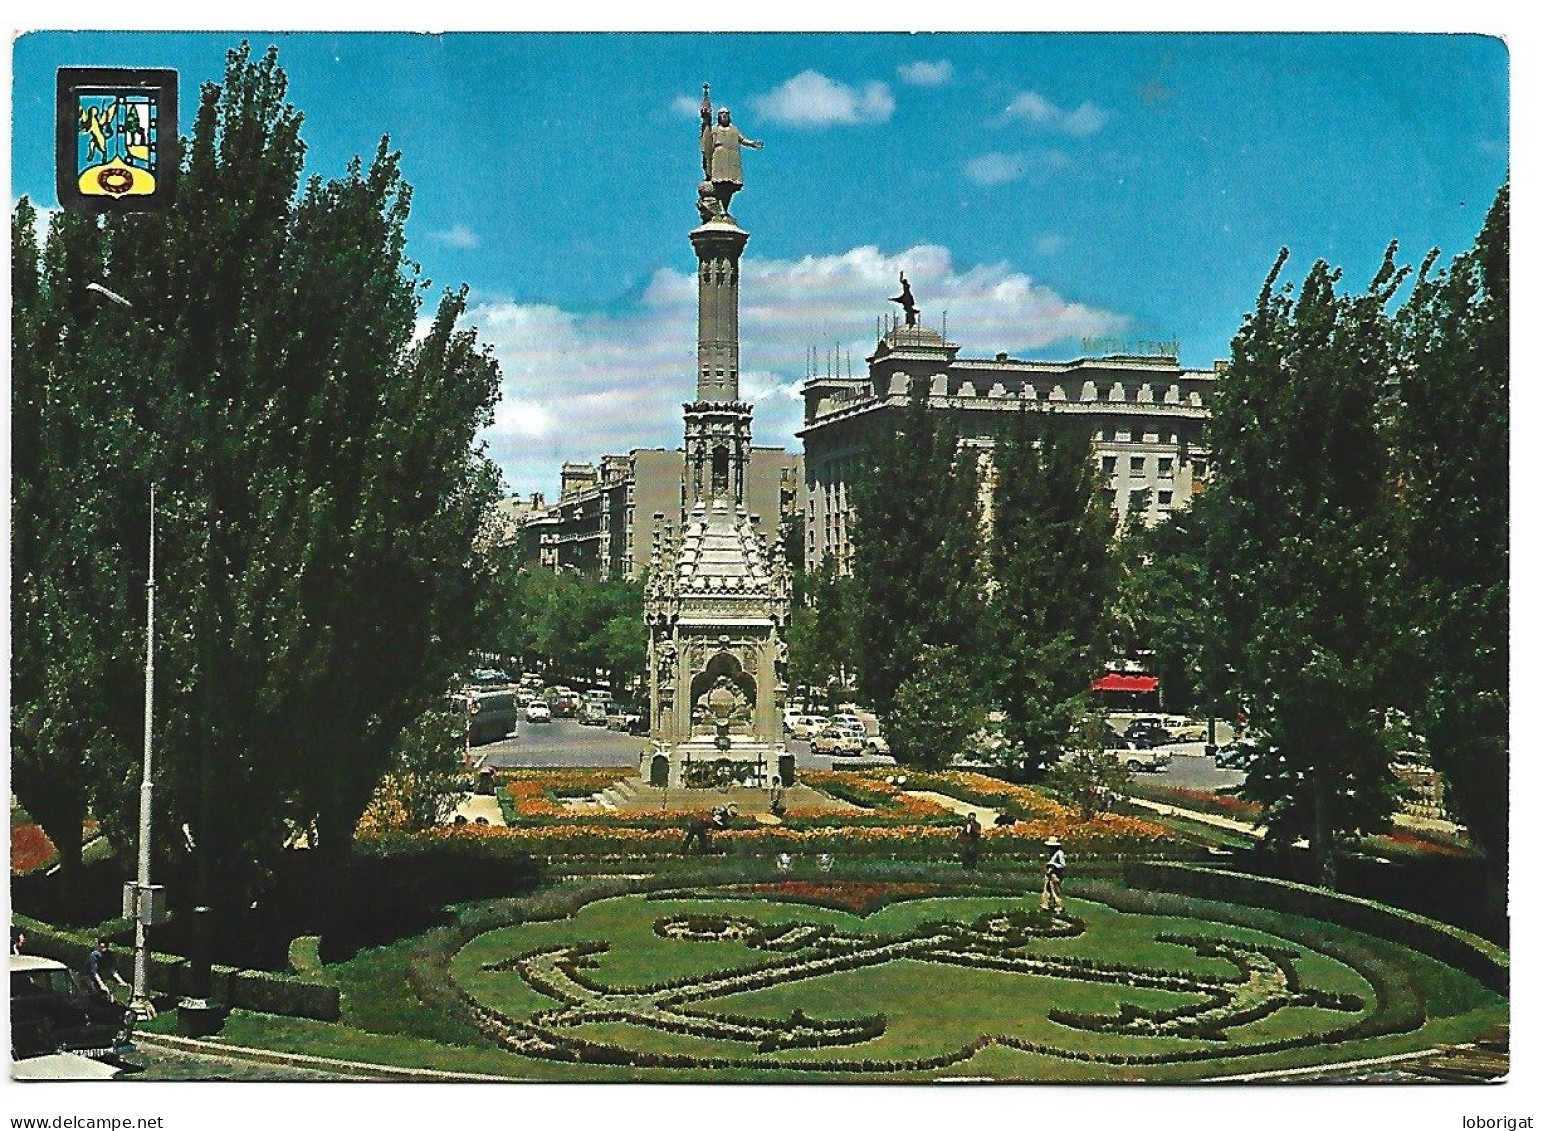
11, 955, 135, 1062
1125, 718, 1174, 748
1100, 724, 1132, 750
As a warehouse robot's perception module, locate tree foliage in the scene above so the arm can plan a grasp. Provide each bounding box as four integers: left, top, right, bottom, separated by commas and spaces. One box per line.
1391, 183, 1508, 902
1042, 716, 1134, 820
1204, 246, 1407, 884
365, 707, 469, 833
847, 378, 984, 724
11, 44, 504, 920
1111, 494, 1216, 716
985, 409, 1117, 772
887, 645, 985, 770
490, 564, 645, 694
786, 557, 857, 699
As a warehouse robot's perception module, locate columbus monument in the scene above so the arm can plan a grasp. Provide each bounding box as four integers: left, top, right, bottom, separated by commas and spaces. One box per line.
641, 84, 792, 792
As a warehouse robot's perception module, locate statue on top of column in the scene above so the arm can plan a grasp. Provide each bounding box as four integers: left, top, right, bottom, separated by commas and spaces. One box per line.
699, 83, 763, 220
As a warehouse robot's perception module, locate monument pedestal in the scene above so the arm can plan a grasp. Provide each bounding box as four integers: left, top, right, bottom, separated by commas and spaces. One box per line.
643, 736, 790, 791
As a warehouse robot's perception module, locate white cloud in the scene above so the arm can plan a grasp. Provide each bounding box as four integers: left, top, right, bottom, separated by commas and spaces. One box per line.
468, 244, 1126, 499
964, 150, 1071, 186
430, 223, 480, 249
670, 93, 702, 117
751, 71, 894, 127
1059, 102, 1110, 137
898, 60, 953, 87
994, 90, 1110, 136
1035, 233, 1069, 256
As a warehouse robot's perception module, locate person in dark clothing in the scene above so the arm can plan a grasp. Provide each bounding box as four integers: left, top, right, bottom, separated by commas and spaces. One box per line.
87, 938, 128, 1000
958, 812, 982, 870
682, 804, 736, 855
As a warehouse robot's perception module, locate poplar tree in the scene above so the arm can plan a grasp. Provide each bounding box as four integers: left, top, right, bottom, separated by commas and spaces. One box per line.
1393, 183, 1509, 914
985, 409, 1117, 773
1205, 248, 1406, 886
847, 377, 985, 727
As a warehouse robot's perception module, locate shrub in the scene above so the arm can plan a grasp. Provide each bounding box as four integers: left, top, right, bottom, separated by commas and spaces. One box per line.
1123, 862, 1508, 995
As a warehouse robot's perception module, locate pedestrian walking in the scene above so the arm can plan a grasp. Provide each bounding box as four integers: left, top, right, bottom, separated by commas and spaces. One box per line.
1040, 837, 1066, 913
958, 812, 982, 870
11, 924, 26, 956
769, 774, 785, 817
87, 937, 128, 1001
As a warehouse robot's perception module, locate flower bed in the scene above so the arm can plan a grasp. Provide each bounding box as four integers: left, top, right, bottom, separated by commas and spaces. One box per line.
10, 823, 57, 874
357, 767, 1181, 862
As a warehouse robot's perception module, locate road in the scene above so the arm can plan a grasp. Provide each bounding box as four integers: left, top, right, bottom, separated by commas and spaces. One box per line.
1134, 743, 1248, 791
472, 720, 1244, 795
472, 718, 850, 773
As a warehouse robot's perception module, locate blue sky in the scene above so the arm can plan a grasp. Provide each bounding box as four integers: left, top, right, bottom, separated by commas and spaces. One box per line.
12, 32, 1509, 500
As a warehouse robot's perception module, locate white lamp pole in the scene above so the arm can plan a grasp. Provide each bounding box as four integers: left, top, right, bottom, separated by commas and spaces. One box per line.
88, 281, 159, 1019
132, 485, 156, 1018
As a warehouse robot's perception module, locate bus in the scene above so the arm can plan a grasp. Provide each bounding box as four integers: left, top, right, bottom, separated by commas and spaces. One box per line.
454, 689, 519, 746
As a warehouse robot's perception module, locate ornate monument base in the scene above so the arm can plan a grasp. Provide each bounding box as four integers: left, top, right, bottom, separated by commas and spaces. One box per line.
642, 735, 793, 792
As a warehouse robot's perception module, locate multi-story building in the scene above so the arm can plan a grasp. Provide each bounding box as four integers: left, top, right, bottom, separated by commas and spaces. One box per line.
800, 323, 1219, 572
513, 447, 801, 580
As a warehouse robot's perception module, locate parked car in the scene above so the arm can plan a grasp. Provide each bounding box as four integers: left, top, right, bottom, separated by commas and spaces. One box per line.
579, 700, 611, 726
862, 734, 891, 756
811, 726, 864, 755
1100, 723, 1132, 750
1125, 717, 1175, 748
1124, 749, 1172, 773
11, 954, 135, 1064
467, 668, 512, 688
831, 713, 867, 735
525, 700, 553, 723
790, 715, 830, 741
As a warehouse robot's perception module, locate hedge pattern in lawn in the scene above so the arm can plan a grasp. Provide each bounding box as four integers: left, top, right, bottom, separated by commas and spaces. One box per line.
447, 891, 1418, 1072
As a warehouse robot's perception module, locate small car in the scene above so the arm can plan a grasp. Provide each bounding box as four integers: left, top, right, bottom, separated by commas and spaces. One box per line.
1124, 749, 1172, 773
790, 715, 830, 741
810, 726, 863, 755
1125, 718, 1175, 748
525, 700, 553, 723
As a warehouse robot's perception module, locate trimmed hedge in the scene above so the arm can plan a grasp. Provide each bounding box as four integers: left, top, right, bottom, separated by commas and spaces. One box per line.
13, 913, 341, 1023
1124, 861, 1509, 995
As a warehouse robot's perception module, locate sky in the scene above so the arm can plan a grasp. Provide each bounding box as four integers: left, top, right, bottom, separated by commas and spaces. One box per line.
11, 31, 1509, 501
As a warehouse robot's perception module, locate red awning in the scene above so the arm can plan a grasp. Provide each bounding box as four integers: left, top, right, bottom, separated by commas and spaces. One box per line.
1091, 674, 1159, 693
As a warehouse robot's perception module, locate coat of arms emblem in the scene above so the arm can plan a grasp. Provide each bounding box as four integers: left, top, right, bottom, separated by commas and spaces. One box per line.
56, 67, 177, 213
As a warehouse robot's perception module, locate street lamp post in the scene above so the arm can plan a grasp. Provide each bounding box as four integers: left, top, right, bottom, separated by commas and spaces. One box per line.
88, 281, 164, 1019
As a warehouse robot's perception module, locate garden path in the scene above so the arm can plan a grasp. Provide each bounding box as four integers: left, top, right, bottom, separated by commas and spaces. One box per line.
902, 791, 1004, 826
450, 793, 507, 827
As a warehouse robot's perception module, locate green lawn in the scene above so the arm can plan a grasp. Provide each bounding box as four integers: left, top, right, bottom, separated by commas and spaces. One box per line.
150, 876, 1504, 1083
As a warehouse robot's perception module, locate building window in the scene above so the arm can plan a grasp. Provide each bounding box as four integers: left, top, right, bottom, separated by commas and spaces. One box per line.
1101, 455, 1117, 475
1158, 457, 1173, 477
1192, 458, 1208, 479
1157, 489, 1174, 507
1130, 456, 1146, 476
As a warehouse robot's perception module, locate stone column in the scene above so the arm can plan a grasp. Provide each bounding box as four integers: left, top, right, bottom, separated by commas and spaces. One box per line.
690, 220, 749, 401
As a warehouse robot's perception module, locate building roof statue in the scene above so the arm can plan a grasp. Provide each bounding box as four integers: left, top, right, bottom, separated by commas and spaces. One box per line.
890, 271, 920, 327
